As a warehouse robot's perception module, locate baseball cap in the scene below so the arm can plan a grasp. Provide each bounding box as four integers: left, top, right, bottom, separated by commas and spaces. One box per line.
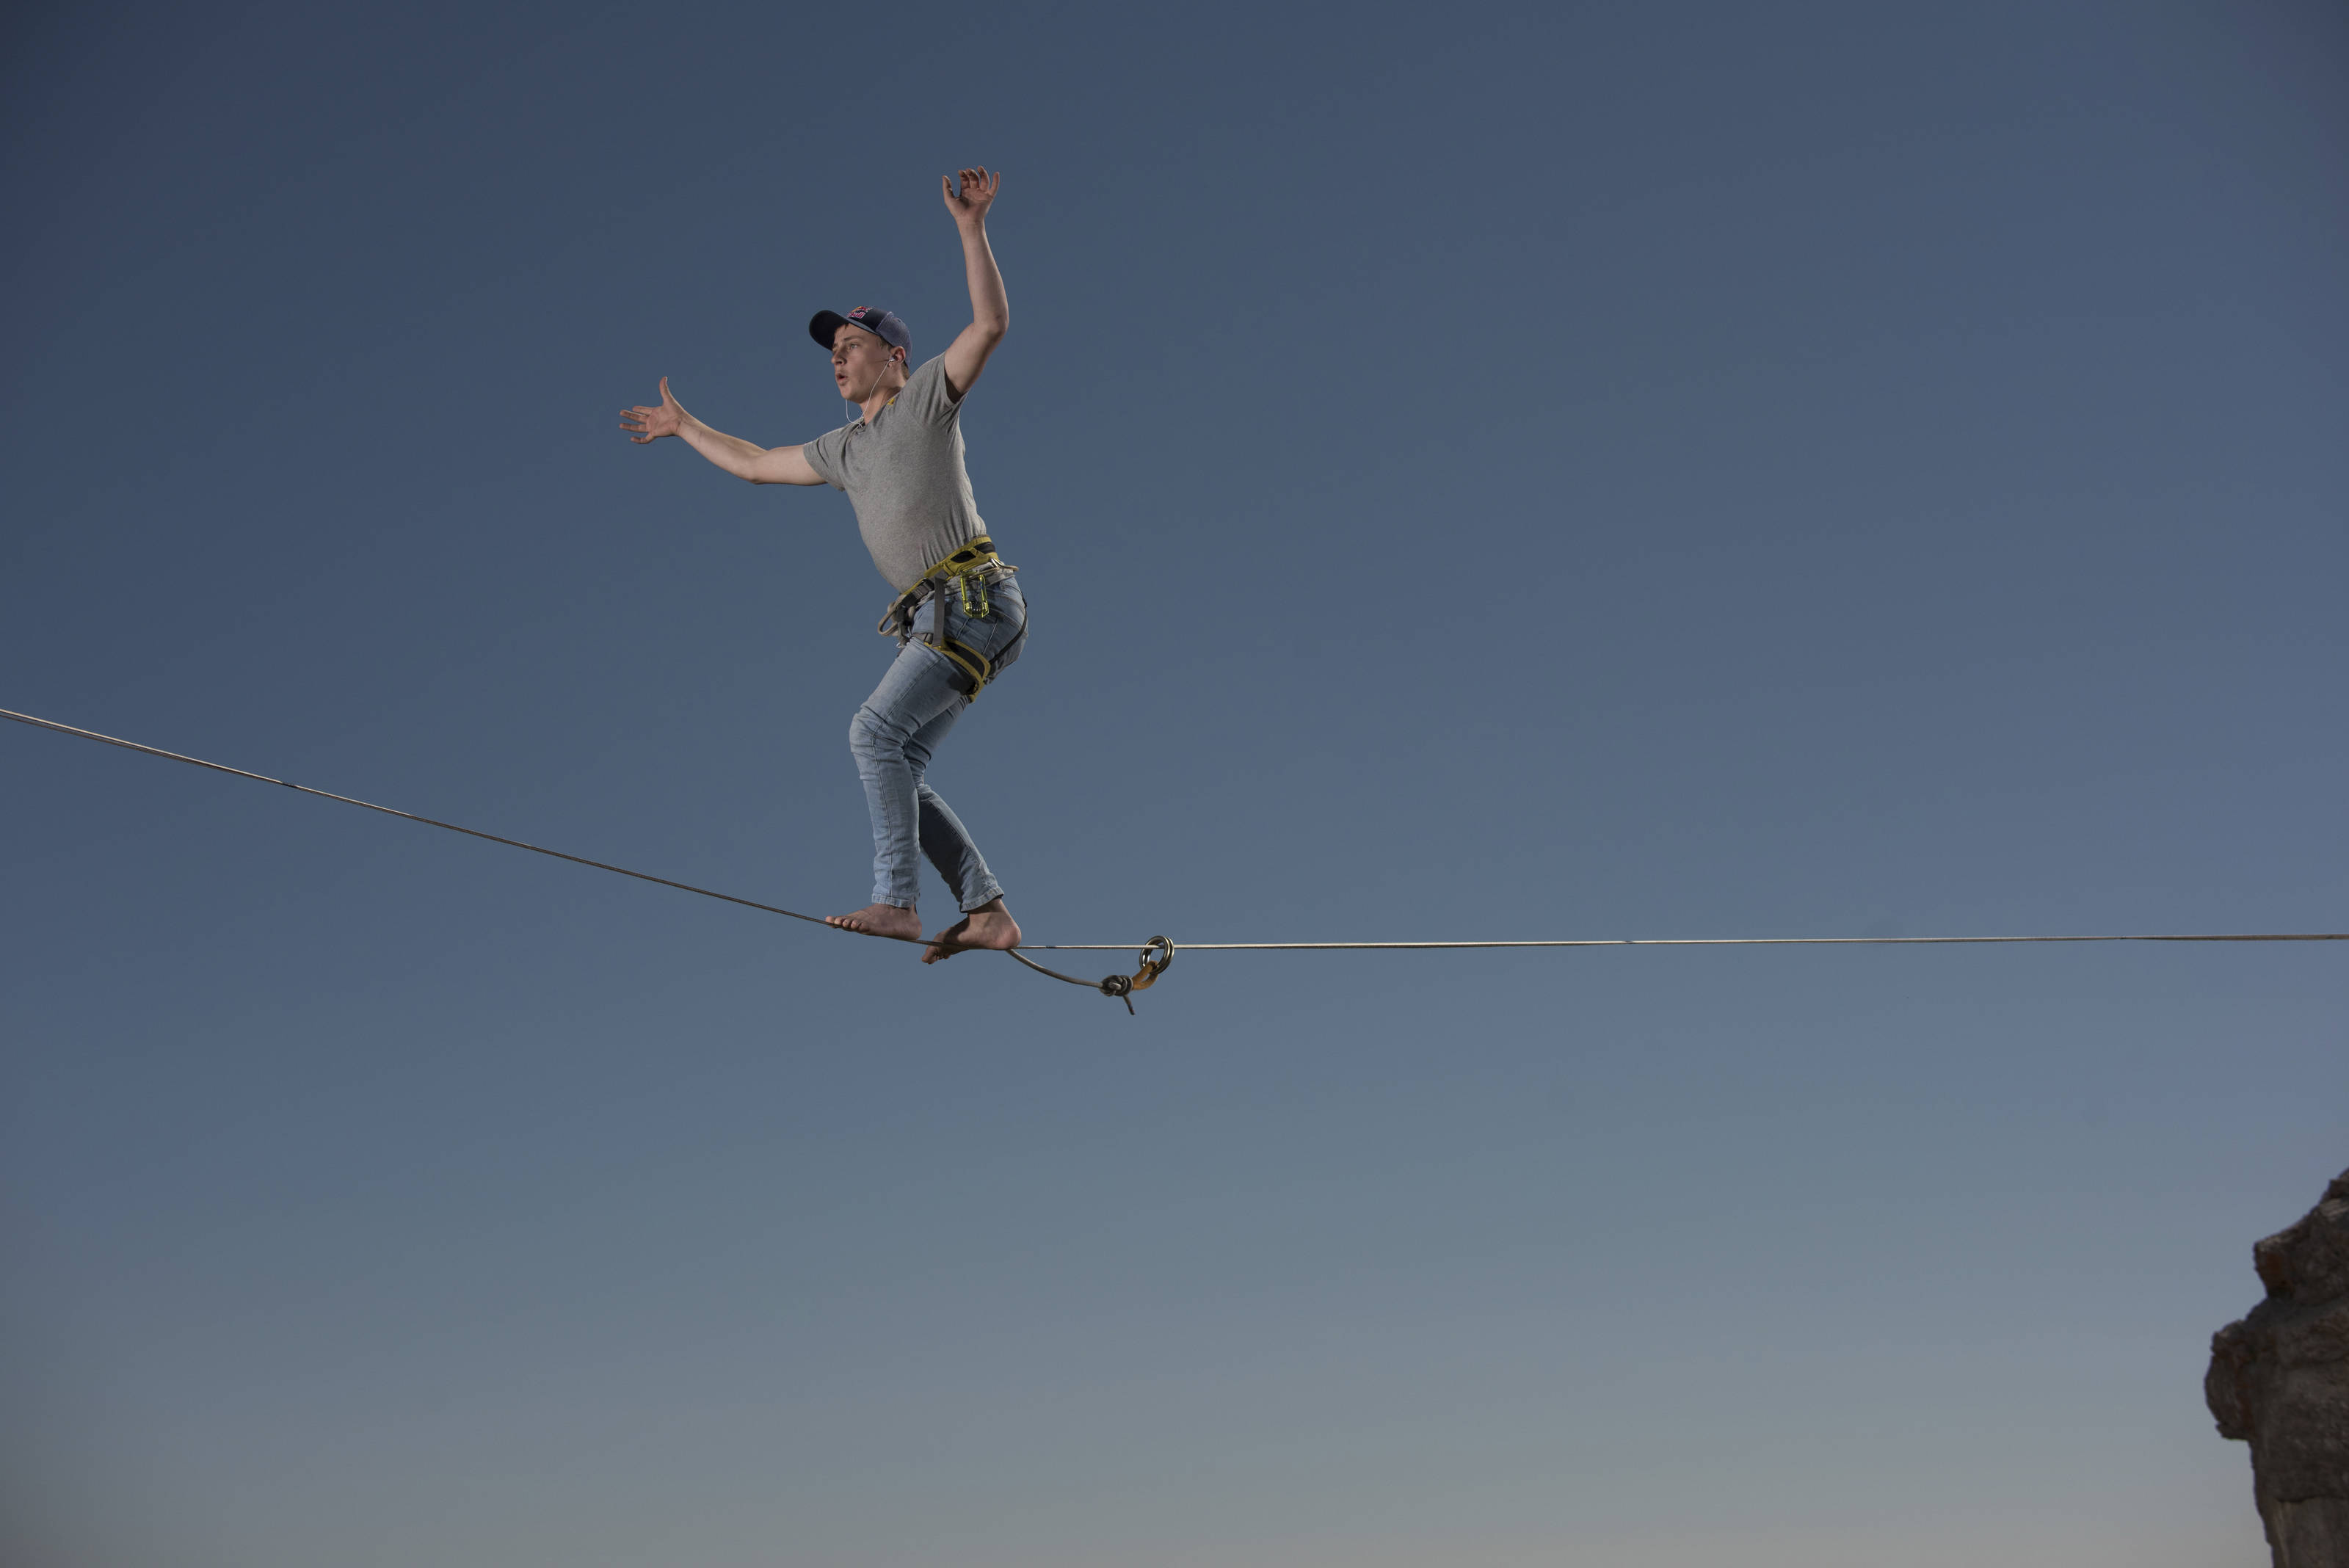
809, 304, 911, 355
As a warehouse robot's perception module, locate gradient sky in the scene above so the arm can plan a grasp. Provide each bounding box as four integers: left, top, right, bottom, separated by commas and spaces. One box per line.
4, 2, 2345, 1564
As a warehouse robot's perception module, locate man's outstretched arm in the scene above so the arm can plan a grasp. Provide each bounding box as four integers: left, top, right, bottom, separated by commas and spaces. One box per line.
620, 377, 823, 484
940, 167, 1007, 400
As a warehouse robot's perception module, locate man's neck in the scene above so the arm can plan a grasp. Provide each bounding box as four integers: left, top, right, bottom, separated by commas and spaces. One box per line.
857, 374, 909, 424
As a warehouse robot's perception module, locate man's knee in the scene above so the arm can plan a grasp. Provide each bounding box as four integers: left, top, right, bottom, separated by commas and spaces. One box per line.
849, 703, 906, 761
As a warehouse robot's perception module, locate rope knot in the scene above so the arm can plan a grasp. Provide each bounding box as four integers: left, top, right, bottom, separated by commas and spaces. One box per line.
1097, 937, 1173, 1014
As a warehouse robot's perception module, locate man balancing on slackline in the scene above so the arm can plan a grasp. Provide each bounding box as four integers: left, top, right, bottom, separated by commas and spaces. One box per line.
620, 167, 1022, 965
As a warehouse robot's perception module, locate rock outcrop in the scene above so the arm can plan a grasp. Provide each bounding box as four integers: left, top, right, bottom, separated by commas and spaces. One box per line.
2207, 1167, 2349, 1567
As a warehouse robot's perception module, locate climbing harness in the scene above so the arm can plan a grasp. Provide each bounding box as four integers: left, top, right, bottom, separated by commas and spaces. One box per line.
877, 535, 1023, 700
6, 705, 2345, 1016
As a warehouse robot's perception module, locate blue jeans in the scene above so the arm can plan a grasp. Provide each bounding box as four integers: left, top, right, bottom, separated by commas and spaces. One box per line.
848, 576, 1026, 911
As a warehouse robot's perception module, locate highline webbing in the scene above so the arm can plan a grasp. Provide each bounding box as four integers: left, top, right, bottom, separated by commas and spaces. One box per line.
7, 706, 2343, 1014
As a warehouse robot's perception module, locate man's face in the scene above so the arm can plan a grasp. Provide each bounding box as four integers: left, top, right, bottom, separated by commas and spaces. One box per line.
832, 324, 901, 400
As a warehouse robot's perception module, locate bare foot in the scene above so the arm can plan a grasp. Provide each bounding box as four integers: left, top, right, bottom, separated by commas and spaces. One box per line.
922, 899, 1021, 963
826, 902, 923, 942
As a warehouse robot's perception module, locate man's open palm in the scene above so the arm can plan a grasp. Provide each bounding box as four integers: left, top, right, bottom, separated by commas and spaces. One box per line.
620, 377, 683, 443
942, 167, 1001, 224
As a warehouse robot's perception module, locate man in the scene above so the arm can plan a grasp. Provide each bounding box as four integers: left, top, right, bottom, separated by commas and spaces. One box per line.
620, 167, 1021, 965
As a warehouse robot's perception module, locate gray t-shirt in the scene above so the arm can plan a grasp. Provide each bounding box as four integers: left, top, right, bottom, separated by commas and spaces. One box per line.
801, 355, 990, 593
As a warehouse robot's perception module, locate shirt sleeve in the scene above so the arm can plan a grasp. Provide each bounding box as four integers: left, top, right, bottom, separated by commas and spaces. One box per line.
800, 425, 850, 490
893, 355, 964, 427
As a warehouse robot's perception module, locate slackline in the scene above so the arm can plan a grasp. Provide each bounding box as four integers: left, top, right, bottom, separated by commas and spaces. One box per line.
7, 705, 2345, 1015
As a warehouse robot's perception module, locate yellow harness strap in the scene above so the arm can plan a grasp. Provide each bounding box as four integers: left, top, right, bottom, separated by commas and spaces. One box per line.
876, 536, 1019, 700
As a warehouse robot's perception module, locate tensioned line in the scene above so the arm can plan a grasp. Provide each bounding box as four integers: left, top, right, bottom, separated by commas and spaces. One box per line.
1023, 933, 2349, 949
7, 708, 2343, 1012
1, 708, 848, 933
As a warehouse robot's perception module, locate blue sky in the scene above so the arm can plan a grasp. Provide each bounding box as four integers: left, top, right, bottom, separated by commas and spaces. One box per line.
4, 2, 2345, 1563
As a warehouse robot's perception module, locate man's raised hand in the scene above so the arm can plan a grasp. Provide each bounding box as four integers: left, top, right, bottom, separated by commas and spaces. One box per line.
940, 166, 1009, 399
942, 167, 1001, 226
620, 377, 684, 443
